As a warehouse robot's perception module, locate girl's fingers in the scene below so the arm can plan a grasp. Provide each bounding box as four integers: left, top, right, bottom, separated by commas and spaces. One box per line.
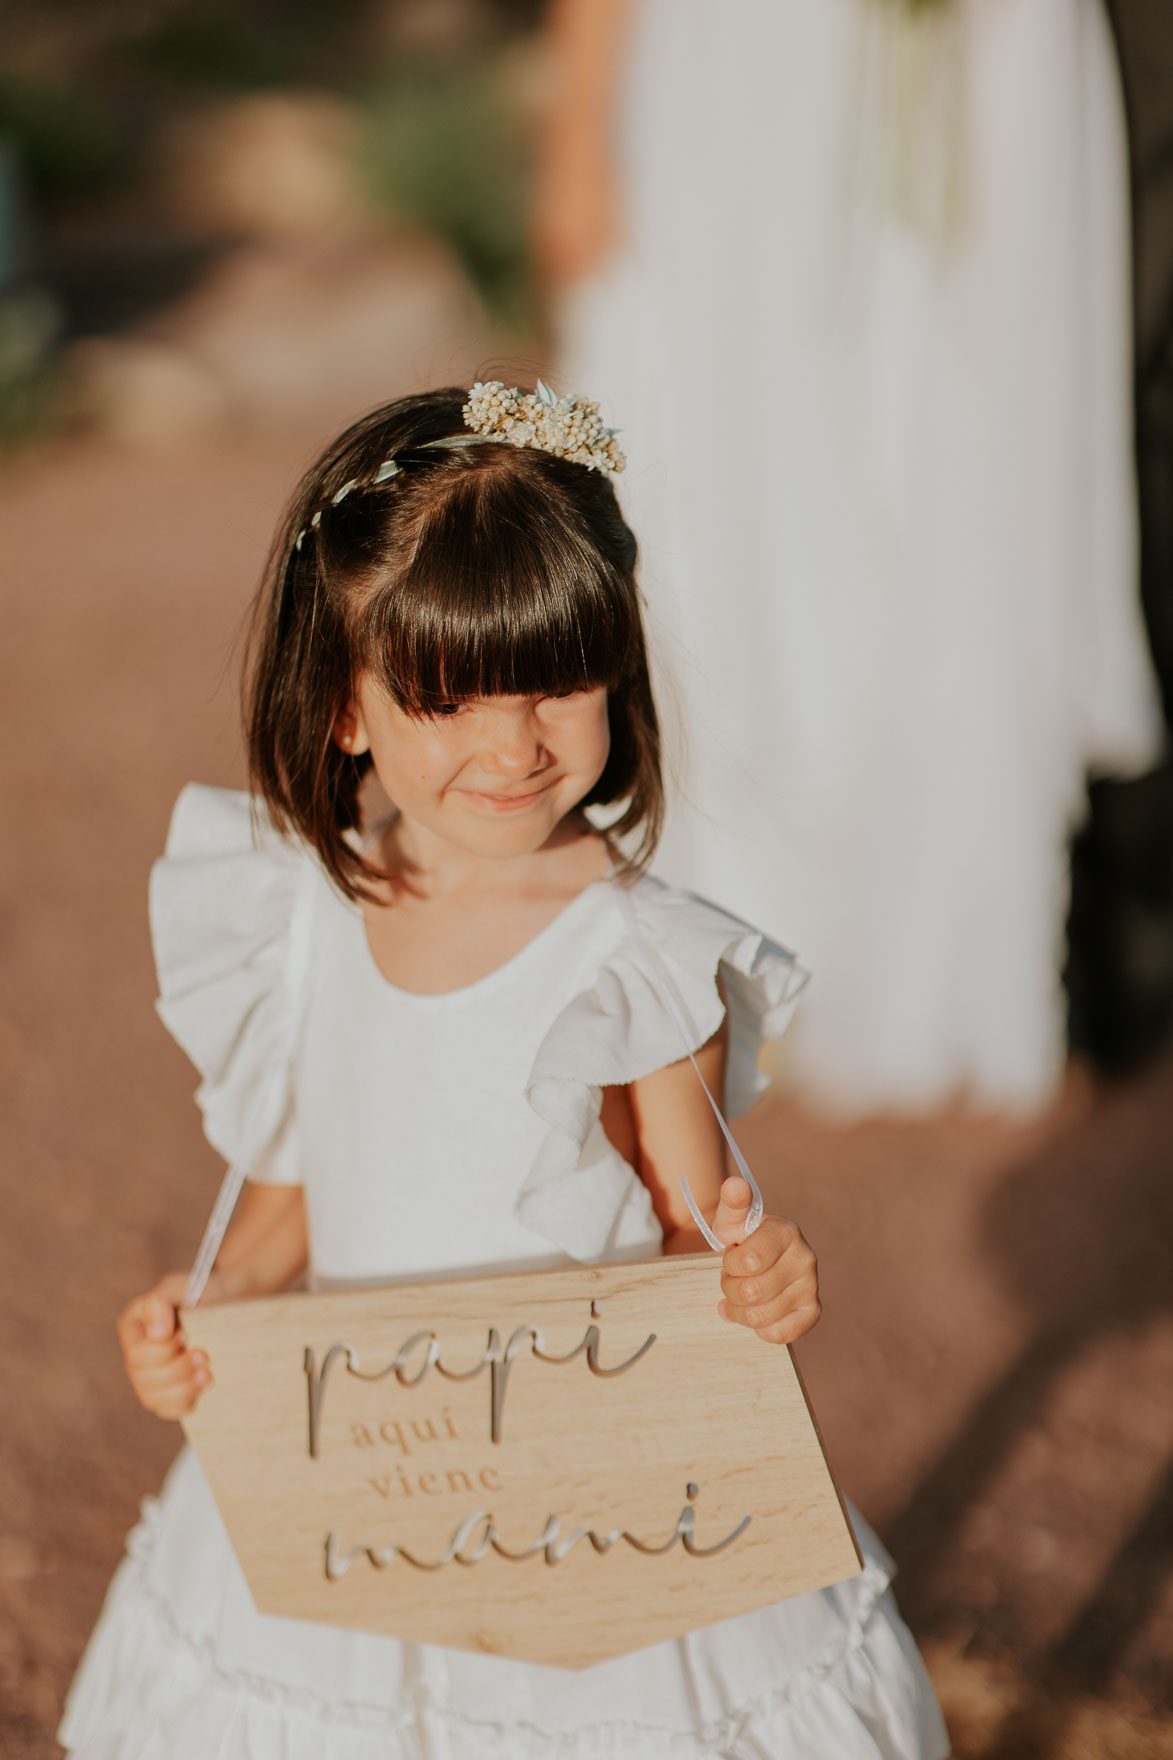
142, 1296, 176, 1341
117, 1271, 206, 1417
122, 1320, 193, 1370
139, 1380, 204, 1420
116, 1300, 145, 1352
711, 1176, 754, 1247
117, 1272, 190, 1351
718, 1213, 819, 1343
131, 1366, 196, 1403
142, 1272, 191, 1340
131, 1350, 209, 1390
720, 1284, 820, 1332
132, 1354, 211, 1417
750, 1304, 822, 1346
722, 1213, 808, 1279
721, 1236, 816, 1316
126, 1336, 187, 1374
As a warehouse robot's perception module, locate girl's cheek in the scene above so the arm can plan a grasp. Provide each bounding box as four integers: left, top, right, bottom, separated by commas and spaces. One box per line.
586, 706, 613, 773
379, 725, 449, 779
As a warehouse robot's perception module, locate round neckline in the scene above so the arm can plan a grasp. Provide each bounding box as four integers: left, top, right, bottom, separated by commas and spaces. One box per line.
347, 871, 618, 1005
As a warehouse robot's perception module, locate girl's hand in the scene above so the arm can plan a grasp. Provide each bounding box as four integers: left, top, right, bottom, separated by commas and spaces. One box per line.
115, 1184, 307, 1421
713, 1177, 821, 1346
116, 1272, 212, 1420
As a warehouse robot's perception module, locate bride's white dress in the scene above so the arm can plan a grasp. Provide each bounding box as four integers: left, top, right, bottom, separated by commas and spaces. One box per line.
563, 0, 1164, 1115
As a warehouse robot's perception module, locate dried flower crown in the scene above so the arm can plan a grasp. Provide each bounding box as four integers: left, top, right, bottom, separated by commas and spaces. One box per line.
462, 379, 625, 476
293, 380, 623, 551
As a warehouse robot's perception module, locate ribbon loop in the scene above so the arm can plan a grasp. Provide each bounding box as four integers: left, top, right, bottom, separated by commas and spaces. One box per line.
615, 889, 764, 1252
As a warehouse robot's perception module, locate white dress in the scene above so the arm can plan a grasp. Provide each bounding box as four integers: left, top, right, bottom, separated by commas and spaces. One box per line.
562, 0, 1164, 1115
60, 785, 949, 1760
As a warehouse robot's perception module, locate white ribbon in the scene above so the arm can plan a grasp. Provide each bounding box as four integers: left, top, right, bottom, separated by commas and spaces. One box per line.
615, 888, 763, 1251
184, 1162, 249, 1307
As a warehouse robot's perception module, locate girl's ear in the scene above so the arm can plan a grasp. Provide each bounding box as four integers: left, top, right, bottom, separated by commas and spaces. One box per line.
333, 698, 371, 757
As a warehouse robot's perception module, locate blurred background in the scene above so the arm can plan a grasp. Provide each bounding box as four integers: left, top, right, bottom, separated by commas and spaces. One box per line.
1, 2, 1171, 1756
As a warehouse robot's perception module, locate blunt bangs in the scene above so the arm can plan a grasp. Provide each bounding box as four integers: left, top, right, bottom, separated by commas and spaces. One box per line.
362, 459, 637, 712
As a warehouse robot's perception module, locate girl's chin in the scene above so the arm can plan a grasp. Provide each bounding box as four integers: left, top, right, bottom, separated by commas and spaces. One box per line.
438, 808, 564, 860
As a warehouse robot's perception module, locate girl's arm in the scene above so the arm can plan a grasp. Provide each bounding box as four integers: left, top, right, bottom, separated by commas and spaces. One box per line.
618, 1026, 821, 1345
533, 0, 631, 284
116, 1181, 307, 1420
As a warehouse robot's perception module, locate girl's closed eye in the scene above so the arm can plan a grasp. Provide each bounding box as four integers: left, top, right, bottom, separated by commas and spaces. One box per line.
435, 692, 590, 713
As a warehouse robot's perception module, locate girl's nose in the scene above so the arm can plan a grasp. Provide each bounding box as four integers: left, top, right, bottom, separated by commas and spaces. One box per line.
480, 703, 546, 776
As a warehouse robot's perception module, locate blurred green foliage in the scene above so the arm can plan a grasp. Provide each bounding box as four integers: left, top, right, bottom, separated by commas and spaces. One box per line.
0, 0, 540, 445
0, 289, 61, 448
361, 61, 533, 326
1, 3, 538, 320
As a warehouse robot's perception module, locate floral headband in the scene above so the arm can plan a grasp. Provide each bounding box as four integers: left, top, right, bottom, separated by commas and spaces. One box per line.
294, 380, 624, 551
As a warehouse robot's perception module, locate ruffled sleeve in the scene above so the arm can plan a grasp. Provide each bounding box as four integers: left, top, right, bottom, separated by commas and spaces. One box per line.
149, 785, 323, 1184
518, 876, 809, 1260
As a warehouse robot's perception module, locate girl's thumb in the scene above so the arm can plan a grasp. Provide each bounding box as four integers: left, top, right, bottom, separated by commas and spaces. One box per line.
144, 1298, 175, 1341
712, 1176, 753, 1248
143, 1273, 188, 1340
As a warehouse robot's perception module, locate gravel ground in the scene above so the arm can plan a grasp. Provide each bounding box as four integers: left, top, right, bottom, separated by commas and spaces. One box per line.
1, 425, 1170, 1758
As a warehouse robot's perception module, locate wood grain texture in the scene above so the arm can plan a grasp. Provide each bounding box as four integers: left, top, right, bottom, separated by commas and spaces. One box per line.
182, 1253, 861, 1668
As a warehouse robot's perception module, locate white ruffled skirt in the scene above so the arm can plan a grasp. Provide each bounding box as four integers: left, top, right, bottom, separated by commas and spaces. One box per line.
61, 1447, 949, 1759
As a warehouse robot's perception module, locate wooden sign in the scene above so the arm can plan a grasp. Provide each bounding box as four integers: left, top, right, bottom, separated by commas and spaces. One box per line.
181, 1252, 860, 1669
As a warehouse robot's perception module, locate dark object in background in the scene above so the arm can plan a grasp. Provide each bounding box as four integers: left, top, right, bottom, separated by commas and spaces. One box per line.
1068, 0, 1173, 1073
1069, 765, 1173, 1070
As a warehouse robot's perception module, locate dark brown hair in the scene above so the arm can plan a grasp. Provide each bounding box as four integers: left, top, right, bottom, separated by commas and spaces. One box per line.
246, 388, 663, 897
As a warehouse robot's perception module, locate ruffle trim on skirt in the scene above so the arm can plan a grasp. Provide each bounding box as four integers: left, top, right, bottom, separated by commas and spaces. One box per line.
60, 1492, 948, 1760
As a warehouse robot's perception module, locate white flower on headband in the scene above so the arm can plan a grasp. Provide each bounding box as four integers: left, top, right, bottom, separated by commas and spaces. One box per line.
463, 379, 626, 476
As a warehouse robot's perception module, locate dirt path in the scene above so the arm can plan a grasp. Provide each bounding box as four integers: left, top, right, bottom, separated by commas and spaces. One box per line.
1, 425, 1170, 1757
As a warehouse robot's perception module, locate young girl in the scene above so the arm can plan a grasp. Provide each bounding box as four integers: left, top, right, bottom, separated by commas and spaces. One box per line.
61, 384, 949, 1759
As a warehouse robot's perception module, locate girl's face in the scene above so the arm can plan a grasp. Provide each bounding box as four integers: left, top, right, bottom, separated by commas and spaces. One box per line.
338, 678, 611, 860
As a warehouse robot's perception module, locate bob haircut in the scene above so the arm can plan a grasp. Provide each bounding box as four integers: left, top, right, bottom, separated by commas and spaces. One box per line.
246, 388, 663, 899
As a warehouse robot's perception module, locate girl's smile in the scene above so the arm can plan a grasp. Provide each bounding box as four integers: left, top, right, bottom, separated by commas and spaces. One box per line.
460, 783, 557, 812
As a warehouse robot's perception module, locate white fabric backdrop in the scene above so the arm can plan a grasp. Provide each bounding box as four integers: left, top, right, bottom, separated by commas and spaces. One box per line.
563, 0, 1164, 1114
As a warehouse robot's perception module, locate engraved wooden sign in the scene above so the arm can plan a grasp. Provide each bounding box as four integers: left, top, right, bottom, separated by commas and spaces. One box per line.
181, 1253, 861, 1669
